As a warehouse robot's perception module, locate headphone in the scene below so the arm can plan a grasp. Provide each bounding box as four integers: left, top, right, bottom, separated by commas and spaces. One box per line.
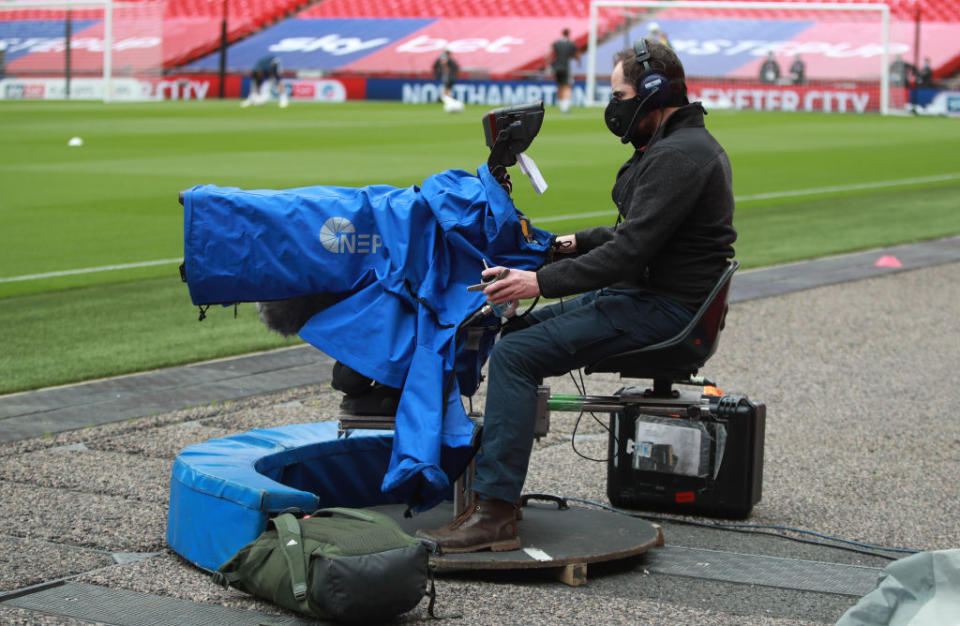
632, 38, 671, 111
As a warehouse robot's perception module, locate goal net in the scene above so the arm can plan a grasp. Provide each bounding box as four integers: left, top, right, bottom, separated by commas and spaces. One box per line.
0, 0, 164, 101
586, 0, 906, 114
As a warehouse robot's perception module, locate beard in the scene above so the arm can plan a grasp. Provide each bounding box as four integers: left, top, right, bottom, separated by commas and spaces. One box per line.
629, 111, 664, 149
629, 130, 654, 150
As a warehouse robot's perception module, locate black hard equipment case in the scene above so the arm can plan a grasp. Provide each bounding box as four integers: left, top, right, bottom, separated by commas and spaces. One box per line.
606, 390, 765, 519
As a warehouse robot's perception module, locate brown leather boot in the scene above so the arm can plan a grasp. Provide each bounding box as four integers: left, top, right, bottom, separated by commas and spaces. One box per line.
416, 496, 521, 554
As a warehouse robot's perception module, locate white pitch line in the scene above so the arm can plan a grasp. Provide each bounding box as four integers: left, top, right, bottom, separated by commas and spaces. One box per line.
534, 210, 613, 224
3, 173, 958, 284
734, 173, 960, 202
0, 258, 182, 283
535, 173, 960, 224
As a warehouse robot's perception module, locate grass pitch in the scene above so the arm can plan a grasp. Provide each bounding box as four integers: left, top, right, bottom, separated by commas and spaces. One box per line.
1, 100, 959, 393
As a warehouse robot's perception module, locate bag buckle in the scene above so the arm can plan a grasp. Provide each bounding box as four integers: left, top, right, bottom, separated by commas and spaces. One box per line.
292, 582, 307, 600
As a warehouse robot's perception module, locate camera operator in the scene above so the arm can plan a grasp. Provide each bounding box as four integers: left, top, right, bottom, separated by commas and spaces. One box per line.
416, 39, 737, 553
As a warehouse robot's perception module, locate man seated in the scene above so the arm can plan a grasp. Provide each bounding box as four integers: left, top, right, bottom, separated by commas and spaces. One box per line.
416, 39, 737, 553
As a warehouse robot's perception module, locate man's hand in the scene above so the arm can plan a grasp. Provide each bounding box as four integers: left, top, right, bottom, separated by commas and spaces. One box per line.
482, 266, 540, 304
552, 234, 577, 253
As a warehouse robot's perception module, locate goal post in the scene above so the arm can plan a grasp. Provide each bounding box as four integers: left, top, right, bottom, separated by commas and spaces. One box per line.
0, 0, 163, 101
586, 0, 894, 114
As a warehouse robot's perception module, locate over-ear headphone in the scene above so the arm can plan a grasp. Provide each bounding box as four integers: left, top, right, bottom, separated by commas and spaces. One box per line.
632, 38, 671, 111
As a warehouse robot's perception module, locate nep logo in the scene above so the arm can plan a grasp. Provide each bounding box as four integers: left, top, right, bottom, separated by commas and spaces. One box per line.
319, 217, 383, 254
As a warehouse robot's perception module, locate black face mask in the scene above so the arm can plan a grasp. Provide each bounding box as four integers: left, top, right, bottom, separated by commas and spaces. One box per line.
604, 96, 644, 145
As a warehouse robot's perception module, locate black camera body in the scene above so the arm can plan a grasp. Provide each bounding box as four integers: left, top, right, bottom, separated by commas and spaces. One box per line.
482, 101, 544, 170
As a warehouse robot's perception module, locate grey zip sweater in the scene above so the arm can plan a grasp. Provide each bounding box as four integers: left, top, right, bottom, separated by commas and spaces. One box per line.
536, 103, 736, 308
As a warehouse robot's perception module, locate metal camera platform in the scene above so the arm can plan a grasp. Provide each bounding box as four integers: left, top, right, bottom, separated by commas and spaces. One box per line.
373, 495, 663, 586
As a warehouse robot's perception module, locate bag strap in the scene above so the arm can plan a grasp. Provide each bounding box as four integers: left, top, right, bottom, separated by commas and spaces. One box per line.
271, 513, 308, 601
311, 507, 377, 523
211, 570, 241, 587
422, 564, 462, 621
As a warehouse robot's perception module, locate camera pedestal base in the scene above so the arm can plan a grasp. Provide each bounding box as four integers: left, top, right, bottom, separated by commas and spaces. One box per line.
375, 498, 663, 586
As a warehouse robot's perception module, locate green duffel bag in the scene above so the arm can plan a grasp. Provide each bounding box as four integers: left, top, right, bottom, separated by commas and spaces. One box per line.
215, 507, 434, 623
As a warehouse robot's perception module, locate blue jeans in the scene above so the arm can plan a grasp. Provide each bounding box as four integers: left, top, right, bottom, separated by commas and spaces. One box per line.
472, 289, 695, 503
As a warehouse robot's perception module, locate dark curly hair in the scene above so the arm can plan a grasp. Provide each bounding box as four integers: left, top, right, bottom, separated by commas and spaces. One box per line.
613, 39, 688, 105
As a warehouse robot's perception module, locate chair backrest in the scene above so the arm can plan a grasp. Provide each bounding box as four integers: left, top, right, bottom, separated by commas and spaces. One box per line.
584, 260, 739, 381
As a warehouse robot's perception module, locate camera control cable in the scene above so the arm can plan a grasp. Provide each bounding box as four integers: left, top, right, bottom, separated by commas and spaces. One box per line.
553, 373, 919, 560
554, 495, 919, 561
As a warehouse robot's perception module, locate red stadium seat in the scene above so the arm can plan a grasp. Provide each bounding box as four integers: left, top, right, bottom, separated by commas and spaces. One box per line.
654, 0, 959, 22
8, 0, 954, 75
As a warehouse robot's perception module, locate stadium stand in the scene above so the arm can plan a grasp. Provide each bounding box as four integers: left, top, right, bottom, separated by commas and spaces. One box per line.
183, 0, 628, 78
657, 0, 960, 22
162, 0, 312, 68
0, 7, 103, 20
648, 0, 960, 81
299, 0, 612, 19
4, 0, 957, 24
296, 0, 626, 63
188, 0, 958, 78
1, 2, 165, 76
2, 0, 957, 82
0, 0, 312, 70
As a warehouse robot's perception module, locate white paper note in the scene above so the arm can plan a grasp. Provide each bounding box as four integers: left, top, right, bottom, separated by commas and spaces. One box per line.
517, 151, 548, 194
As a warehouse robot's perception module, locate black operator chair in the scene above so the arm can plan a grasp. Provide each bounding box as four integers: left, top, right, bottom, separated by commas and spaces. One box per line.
585, 260, 739, 397
540, 260, 764, 519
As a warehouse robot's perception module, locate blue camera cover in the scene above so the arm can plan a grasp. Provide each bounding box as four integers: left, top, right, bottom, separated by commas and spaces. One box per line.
182, 164, 552, 507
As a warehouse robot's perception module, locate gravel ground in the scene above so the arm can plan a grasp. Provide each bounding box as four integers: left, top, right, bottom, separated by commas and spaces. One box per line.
1, 261, 958, 625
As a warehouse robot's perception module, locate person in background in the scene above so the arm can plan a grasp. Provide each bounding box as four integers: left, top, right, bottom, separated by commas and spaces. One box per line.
917, 58, 934, 88
433, 49, 459, 101
759, 51, 780, 84
415, 40, 736, 554
647, 21, 672, 49
889, 54, 914, 88
789, 54, 805, 85
242, 55, 288, 108
549, 28, 580, 113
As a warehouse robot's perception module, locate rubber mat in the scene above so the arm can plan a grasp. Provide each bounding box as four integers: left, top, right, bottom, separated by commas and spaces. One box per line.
1, 582, 315, 625
646, 546, 881, 597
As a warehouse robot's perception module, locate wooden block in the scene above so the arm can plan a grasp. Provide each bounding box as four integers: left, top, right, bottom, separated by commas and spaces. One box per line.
653, 523, 665, 546
557, 562, 587, 586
